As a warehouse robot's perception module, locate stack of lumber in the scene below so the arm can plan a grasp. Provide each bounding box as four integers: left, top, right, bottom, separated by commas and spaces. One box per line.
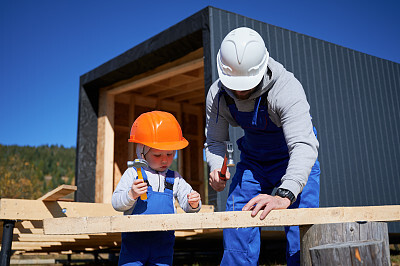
0, 185, 216, 255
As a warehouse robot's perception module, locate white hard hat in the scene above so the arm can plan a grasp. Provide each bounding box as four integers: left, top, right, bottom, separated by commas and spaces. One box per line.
217, 27, 269, 91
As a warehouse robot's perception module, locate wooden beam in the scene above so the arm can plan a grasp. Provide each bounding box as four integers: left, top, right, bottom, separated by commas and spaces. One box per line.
14, 233, 87, 242
141, 83, 171, 97
105, 48, 203, 95
189, 95, 206, 105
37, 185, 77, 202
43, 205, 400, 235
11, 242, 62, 249
108, 58, 204, 95
181, 104, 202, 115
157, 79, 204, 99
0, 199, 120, 220
173, 90, 203, 102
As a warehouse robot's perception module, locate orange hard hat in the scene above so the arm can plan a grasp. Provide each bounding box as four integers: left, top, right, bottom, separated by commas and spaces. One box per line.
128, 111, 188, 150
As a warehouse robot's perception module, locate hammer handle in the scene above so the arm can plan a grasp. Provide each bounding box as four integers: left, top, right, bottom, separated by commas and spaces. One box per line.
219, 155, 228, 181
136, 168, 147, 200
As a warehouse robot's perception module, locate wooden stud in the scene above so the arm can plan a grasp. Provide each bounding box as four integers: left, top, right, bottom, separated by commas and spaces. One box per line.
128, 95, 136, 160
95, 88, 115, 203
176, 104, 184, 175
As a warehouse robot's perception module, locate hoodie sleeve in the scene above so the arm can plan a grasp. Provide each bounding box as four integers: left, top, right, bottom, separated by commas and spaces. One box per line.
174, 172, 201, 213
111, 168, 138, 213
204, 81, 232, 171
269, 72, 319, 198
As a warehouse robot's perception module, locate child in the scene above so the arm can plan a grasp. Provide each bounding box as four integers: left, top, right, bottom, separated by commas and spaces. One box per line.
112, 111, 202, 266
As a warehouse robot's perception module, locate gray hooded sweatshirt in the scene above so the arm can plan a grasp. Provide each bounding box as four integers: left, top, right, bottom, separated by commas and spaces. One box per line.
204, 57, 319, 199
112, 145, 201, 215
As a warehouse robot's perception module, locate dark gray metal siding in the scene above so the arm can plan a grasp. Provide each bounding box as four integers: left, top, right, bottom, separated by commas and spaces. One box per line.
206, 7, 400, 232
75, 86, 98, 202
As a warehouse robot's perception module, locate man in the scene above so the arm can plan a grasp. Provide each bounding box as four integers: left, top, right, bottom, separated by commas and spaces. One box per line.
205, 27, 320, 265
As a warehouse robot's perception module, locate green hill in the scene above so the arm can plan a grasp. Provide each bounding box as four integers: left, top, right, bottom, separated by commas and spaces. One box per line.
0, 144, 75, 199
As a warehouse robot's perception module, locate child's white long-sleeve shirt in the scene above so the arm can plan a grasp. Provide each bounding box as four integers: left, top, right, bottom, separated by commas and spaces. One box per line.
112, 166, 201, 215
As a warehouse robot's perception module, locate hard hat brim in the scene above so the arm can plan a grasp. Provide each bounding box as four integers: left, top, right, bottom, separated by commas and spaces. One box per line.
129, 138, 189, 151
217, 61, 268, 91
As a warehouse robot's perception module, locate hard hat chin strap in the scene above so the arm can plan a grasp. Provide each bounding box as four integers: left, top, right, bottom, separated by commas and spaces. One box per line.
136, 144, 151, 160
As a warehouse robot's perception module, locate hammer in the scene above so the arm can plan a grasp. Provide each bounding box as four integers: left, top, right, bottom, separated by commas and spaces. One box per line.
127, 159, 149, 200
219, 141, 235, 181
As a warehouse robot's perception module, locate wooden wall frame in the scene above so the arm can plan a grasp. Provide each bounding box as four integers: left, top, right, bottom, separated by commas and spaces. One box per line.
95, 49, 206, 203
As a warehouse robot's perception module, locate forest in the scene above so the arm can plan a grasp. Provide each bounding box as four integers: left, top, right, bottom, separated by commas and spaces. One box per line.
0, 144, 75, 199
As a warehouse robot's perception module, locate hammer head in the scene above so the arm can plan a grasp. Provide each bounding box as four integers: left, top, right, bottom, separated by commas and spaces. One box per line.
224, 141, 235, 167
127, 158, 149, 169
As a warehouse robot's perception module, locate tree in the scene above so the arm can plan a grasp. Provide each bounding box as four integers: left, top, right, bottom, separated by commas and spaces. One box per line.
0, 154, 44, 199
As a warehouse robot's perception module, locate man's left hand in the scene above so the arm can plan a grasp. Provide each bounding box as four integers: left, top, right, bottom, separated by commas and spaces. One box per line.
242, 194, 291, 220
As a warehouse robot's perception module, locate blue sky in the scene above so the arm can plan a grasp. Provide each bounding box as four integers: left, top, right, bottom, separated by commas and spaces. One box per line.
1, 0, 399, 148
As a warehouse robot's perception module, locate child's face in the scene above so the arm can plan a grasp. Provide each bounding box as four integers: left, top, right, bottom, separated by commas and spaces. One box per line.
144, 148, 174, 172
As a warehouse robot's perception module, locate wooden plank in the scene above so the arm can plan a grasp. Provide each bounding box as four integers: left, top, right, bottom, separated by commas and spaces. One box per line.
173, 90, 204, 102
140, 83, 169, 97
181, 103, 202, 115
43, 205, 400, 235
37, 185, 77, 202
157, 79, 204, 99
10, 242, 62, 249
0, 198, 120, 220
14, 234, 86, 242
104, 48, 203, 95
123, 93, 201, 115
189, 96, 205, 105
108, 58, 204, 95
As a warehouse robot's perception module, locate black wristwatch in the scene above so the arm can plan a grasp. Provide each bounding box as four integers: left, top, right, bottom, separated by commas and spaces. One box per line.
275, 188, 296, 205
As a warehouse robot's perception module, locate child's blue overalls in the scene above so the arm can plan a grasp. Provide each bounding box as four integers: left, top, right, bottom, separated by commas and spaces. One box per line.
217, 90, 320, 266
118, 169, 176, 266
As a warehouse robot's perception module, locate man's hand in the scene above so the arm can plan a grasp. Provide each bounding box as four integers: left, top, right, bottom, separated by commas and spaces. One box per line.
242, 194, 291, 220
129, 179, 148, 200
209, 169, 230, 192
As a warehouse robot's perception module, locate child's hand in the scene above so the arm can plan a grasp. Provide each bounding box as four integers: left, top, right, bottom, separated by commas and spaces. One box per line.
129, 179, 148, 200
187, 190, 201, 209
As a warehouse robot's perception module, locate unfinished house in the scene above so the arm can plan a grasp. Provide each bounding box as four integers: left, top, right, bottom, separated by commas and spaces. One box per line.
76, 6, 400, 233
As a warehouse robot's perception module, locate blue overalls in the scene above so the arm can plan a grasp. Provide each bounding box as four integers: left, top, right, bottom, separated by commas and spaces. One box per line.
217, 90, 320, 266
118, 169, 176, 266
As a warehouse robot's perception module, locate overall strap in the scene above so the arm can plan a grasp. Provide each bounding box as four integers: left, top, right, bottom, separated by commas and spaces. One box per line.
222, 87, 269, 109
222, 89, 270, 127
216, 87, 236, 123
222, 89, 235, 106
164, 169, 175, 191
252, 91, 269, 126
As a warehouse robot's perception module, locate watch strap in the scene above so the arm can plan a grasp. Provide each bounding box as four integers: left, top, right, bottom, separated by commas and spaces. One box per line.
275, 188, 296, 205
